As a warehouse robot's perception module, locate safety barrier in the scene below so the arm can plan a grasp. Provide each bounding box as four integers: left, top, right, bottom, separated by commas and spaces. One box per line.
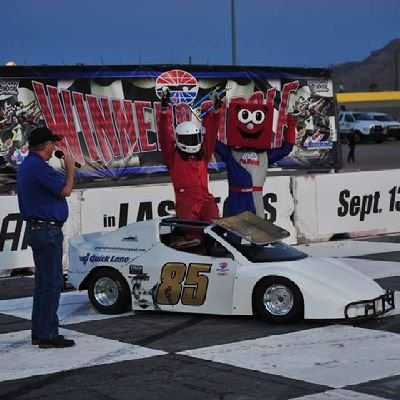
1, 169, 399, 273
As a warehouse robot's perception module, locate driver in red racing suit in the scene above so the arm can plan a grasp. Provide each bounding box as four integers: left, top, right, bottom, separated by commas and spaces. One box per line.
157, 98, 220, 223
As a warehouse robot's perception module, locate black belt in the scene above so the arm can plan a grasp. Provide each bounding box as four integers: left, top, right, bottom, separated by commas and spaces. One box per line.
28, 219, 64, 227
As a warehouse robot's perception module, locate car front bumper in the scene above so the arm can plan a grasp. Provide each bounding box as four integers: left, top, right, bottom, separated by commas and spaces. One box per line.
386, 127, 400, 138
344, 289, 395, 320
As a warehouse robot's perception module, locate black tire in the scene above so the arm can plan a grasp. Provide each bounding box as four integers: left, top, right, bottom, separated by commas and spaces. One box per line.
87, 268, 131, 314
254, 277, 304, 324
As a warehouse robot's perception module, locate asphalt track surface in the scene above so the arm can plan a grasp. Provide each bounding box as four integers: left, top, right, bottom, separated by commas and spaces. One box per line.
1, 140, 400, 400
339, 136, 400, 172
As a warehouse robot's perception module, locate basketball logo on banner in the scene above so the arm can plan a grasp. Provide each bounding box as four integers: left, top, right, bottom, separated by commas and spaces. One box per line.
155, 69, 199, 105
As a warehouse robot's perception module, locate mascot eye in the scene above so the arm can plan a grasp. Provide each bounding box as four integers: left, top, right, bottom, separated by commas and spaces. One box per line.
251, 110, 266, 124
237, 109, 252, 124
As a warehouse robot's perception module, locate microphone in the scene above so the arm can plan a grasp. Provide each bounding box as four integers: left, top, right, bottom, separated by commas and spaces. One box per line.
54, 150, 82, 168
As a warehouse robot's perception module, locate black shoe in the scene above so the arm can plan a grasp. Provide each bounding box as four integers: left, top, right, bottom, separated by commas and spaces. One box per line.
32, 334, 65, 345
38, 336, 75, 348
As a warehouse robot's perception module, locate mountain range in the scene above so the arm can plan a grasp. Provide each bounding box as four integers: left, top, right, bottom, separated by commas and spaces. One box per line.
333, 38, 400, 92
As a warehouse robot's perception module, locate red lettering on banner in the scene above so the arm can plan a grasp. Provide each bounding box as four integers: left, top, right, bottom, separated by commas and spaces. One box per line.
72, 92, 101, 162
248, 91, 264, 104
134, 101, 157, 152
112, 99, 139, 156
154, 102, 173, 151
86, 95, 121, 164
32, 82, 85, 164
266, 88, 277, 147
31, 79, 302, 166
274, 80, 299, 146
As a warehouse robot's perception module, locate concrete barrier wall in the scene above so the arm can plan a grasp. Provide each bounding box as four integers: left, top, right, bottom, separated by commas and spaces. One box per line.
1, 169, 399, 272
293, 169, 400, 242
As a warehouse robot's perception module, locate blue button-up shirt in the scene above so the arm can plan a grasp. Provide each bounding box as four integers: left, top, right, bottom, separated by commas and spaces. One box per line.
17, 152, 68, 222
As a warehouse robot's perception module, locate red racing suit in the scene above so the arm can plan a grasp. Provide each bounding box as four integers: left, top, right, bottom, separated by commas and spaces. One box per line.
158, 109, 220, 222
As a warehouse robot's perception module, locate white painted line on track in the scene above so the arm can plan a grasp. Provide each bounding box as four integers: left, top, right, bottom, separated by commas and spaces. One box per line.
340, 258, 400, 279
180, 325, 400, 388
291, 388, 388, 399
0, 328, 166, 383
0, 291, 133, 324
296, 240, 400, 258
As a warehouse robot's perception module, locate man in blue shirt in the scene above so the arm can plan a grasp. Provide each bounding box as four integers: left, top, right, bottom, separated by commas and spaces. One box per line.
17, 126, 76, 348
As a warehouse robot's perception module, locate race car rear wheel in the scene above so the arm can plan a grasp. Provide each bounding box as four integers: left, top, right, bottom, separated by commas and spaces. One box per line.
254, 277, 304, 324
87, 268, 131, 314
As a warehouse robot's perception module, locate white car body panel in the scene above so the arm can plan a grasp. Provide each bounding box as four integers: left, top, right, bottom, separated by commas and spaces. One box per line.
68, 216, 393, 320
231, 256, 384, 319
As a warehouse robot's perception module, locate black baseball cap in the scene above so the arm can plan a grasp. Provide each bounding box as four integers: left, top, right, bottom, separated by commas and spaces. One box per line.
29, 127, 63, 147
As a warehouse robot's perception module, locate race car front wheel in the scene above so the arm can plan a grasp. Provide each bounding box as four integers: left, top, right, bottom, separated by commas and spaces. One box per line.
87, 268, 131, 314
254, 277, 304, 324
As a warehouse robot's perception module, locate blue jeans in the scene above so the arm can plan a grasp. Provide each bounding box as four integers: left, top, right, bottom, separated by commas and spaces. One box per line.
26, 222, 64, 340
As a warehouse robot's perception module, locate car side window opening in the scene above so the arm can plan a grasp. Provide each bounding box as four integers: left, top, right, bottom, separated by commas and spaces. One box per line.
159, 218, 307, 261
374, 114, 394, 121
159, 219, 233, 258
354, 113, 373, 121
344, 115, 354, 122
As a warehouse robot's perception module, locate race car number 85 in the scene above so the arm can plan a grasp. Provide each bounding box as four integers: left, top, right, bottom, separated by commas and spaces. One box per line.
156, 262, 211, 306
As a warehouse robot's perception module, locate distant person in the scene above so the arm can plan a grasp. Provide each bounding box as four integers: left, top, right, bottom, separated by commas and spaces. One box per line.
347, 131, 356, 163
17, 127, 76, 349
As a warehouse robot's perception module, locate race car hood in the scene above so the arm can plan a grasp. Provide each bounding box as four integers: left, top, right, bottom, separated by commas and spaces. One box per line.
290, 256, 389, 319
233, 254, 387, 320
291, 256, 384, 299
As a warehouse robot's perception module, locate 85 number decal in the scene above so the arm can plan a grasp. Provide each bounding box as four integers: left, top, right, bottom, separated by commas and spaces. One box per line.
156, 263, 211, 306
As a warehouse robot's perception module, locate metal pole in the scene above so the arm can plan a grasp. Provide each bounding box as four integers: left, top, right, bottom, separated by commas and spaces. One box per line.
231, 0, 237, 65
395, 50, 399, 91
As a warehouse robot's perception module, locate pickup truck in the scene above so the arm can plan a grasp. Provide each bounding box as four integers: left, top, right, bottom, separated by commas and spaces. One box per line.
365, 112, 400, 140
338, 111, 385, 143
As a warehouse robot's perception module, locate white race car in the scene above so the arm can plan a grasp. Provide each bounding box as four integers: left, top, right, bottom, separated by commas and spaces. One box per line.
68, 212, 395, 323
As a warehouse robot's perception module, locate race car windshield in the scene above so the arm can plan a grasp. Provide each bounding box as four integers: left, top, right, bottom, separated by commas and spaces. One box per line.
235, 241, 308, 263
177, 133, 201, 146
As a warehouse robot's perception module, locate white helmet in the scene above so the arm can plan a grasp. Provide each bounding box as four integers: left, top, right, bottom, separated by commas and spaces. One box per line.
175, 121, 202, 154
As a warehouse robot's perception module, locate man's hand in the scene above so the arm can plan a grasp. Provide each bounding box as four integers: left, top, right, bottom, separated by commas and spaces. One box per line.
59, 154, 75, 197
63, 155, 76, 172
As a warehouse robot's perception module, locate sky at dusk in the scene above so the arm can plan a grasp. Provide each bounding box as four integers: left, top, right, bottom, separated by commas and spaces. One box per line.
3, 0, 400, 68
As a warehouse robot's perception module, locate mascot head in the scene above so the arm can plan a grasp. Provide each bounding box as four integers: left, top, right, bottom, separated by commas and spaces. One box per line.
227, 100, 272, 149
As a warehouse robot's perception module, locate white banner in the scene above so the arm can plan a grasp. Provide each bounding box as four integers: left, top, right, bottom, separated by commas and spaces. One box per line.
0, 193, 81, 273
0, 176, 295, 272
80, 177, 296, 242
293, 169, 400, 241
0, 195, 33, 271
5, 169, 400, 273
316, 170, 400, 235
